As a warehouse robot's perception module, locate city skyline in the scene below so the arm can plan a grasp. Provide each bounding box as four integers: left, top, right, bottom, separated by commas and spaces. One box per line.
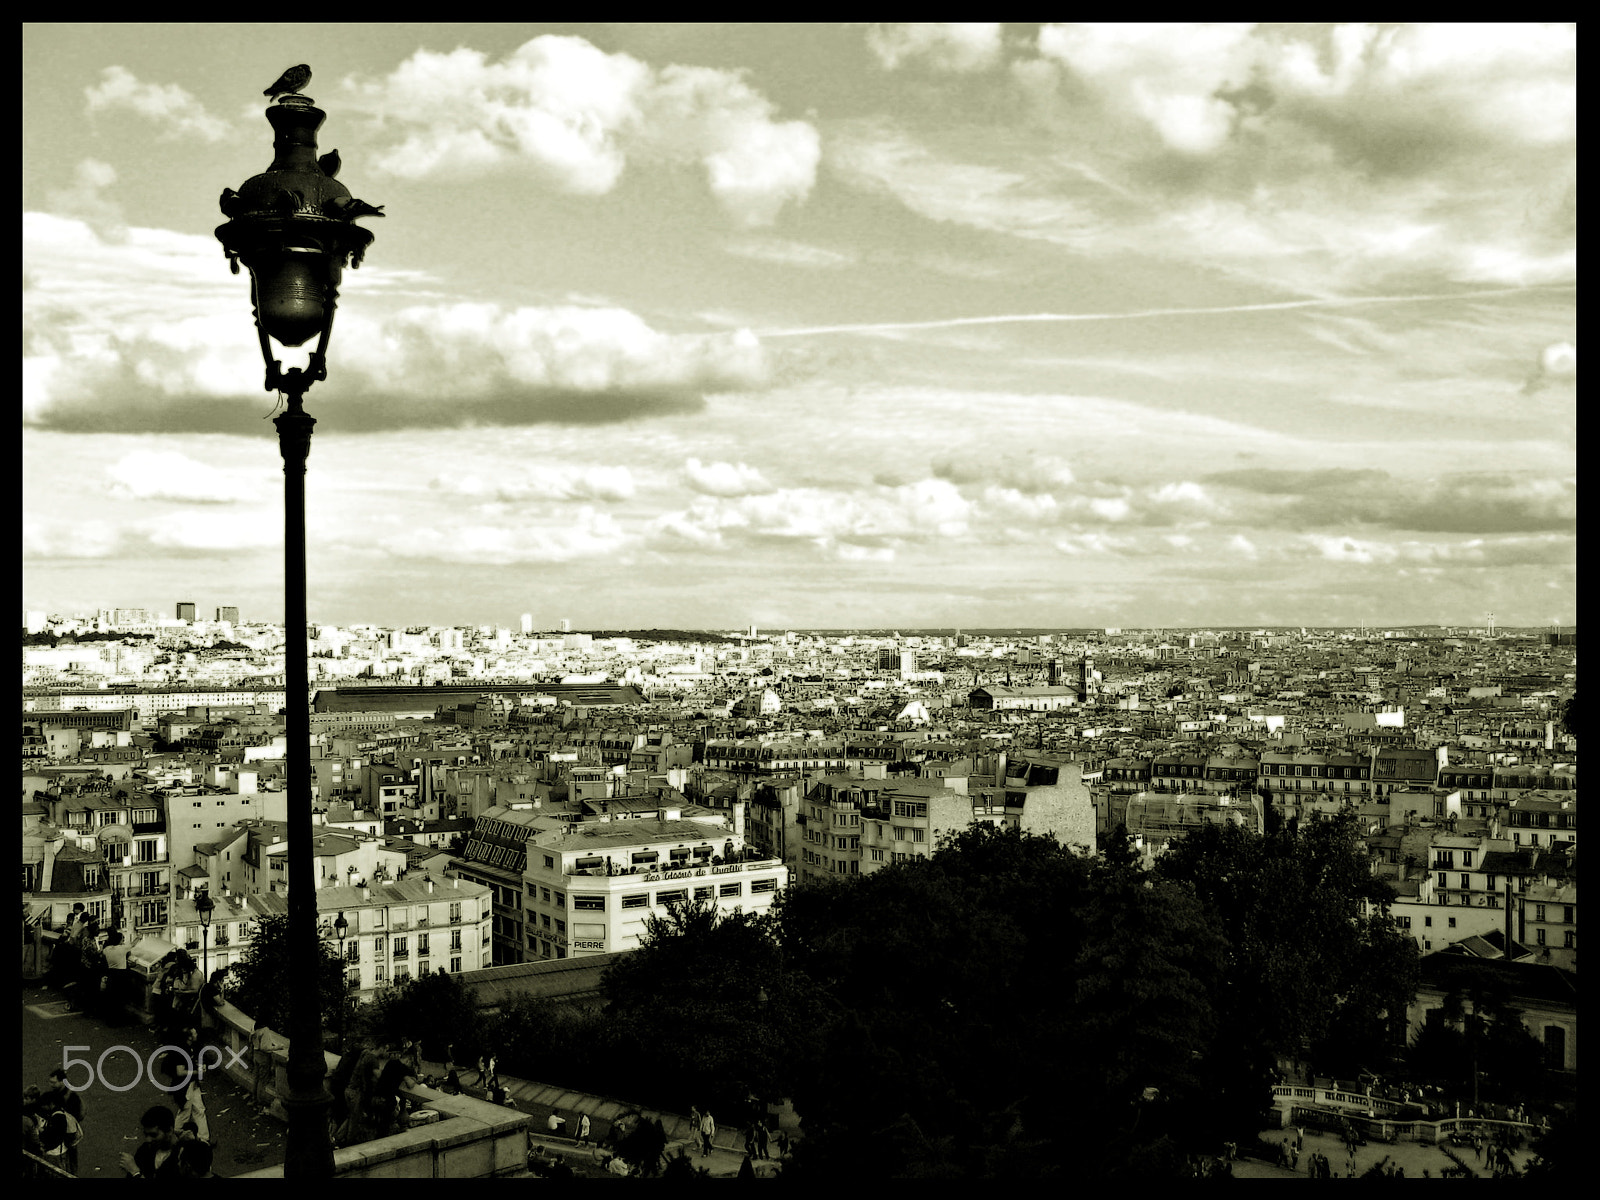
24, 24, 1576, 630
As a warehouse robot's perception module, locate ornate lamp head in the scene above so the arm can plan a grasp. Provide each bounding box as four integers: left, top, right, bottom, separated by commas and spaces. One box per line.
216, 85, 379, 398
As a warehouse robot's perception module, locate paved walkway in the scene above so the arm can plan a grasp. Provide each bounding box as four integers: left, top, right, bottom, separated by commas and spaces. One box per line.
1238, 1124, 1537, 1179
21, 984, 289, 1178
420, 1057, 795, 1177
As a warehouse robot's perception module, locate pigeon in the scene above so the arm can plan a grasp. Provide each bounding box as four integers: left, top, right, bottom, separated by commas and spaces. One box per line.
219, 187, 242, 218
263, 64, 312, 99
337, 198, 386, 221
318, 149, 340, 178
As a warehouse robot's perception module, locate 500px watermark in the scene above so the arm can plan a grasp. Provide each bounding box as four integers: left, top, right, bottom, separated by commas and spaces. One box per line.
57, 1044, 249, 1093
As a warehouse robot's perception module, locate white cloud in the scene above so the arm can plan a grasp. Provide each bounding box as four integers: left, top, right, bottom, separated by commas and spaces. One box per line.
381, 507, 627, 564
682, 457, 772, 498
106, 450, 263, 504
432, 464, 636, 504
1036, 23, 1258, 154
351, 36, 819, 226
84, 67, 230, 142
866, 24, 1003, 73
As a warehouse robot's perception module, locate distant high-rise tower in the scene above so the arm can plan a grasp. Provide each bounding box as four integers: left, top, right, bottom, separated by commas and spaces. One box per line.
750, 624, 758, 639
216, 606, 239, 625
520, 613, 533, 636
176, 602, 196, 622
561, 618, 572, 633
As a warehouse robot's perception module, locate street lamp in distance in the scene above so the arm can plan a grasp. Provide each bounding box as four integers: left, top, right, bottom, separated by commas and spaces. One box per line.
334, 911, 350, 1052
195, 887, 214, 993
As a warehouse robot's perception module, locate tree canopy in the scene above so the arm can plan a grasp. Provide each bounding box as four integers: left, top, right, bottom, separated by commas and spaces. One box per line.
226, 913, 346, 1039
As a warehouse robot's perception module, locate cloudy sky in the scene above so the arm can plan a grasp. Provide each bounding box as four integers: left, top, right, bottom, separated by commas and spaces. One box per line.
23, 23, 1575, 630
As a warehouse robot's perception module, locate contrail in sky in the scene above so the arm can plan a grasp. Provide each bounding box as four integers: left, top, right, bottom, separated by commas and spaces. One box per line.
756, 284, 1572, 338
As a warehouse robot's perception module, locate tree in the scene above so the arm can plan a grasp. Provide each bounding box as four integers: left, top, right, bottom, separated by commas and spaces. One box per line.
776, 826, 1224, 1179
1559, 692, 1576, 740
599, 898, 818, 1120
358, 969, 480, 1062
1153, 811, 1418, 1135
227, 913, 346, 1039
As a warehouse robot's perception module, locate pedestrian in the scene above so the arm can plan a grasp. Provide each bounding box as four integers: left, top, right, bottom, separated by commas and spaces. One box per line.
577, 1113, 591, 1147
173, 1071, 209, 1144
547, 1110, 567, 1138
738, 1151, 756, 1179
43, 1068, 84, 1124
1290, 1144, 1299, 1172
1295, 1125, 1304, 1153
199, 969, 226, 1032
755, 1120, 770, 1160
470, 1053, 486, 1088
486, 1053, 499, 1092
37, 1095, 83, 1176
775, 1128, 791, 1159
698, 1108, 716, 1157
101, 931, 130, 1023
119, 1105, 184, 1179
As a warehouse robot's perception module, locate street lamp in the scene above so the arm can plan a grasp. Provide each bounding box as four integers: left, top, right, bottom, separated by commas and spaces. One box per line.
216, 69, 380, 1180
334, 911, 349, 1052
195, 887, 214, 992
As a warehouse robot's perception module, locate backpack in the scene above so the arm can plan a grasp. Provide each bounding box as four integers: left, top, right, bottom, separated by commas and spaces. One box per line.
39, 1112, 81, 1153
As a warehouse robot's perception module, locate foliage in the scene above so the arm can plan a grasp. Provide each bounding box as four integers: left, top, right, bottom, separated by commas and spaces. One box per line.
659, 1146, 712, 1180
613, 1115, 668, 1177
1418, 962, 1551, 1103
776, 825, 1227, 1179
357, 969, 480, 1062
1154, 810, 1418, 1131
599, 898, 815, 1119
1559, 692, 1575, 740
1522, 1108, 1578, 1182
226, 913, 346, 1038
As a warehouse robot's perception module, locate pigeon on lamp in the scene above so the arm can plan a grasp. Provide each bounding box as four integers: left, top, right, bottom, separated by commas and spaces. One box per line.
263, 64, 312, 99
318, 149, 341, 178
219, 187, 242, 218
335, 198, 386, 221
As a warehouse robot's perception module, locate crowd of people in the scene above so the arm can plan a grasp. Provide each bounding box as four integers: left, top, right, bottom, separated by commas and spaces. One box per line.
22, 1055, 217, 1179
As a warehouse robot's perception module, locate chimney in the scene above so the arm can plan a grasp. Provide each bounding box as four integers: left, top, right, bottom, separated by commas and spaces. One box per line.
426, 876, 434, 894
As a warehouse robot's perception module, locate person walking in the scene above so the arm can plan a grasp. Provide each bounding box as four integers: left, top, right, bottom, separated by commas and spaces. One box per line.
755, 1120, 770, 1160
698, 1108, 716, 1158
119, 1105, 184, 1179
470, 1053, 487, 1089
486, 1053, 499, 1093
577, 1113, 592, 1148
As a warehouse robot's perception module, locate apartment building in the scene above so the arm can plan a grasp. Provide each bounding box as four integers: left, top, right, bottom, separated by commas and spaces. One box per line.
520, 817, 784, 959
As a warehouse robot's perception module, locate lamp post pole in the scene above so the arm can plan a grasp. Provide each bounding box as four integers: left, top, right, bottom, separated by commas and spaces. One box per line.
334, 911, 349, 1053
196, 888, 213, 994
216, 72, 378, 1179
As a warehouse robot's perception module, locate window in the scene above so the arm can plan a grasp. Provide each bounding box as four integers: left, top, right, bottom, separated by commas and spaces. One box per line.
693, 886, 713, 901
450, 929, 462, 951
136, 840, 160, 863
375, 965, 387, 983
540, 887, 551, 903
1448, 917, 1457, 928
450, 957, 461, 973
911, 828, 925, 843
417, 934, 429, 956
544, 855, 555, 869
621, 894, 648, 910
573, 894, 605, 911
1460, 874, 1470, 891
555, 920, 565, 935
1536, 928, 1546, 946
1424, 916, 1432, 928
554, 891, 564, 907
750, 878, 778, 894
374, 936, 386, 955
720, 882, 742, 898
